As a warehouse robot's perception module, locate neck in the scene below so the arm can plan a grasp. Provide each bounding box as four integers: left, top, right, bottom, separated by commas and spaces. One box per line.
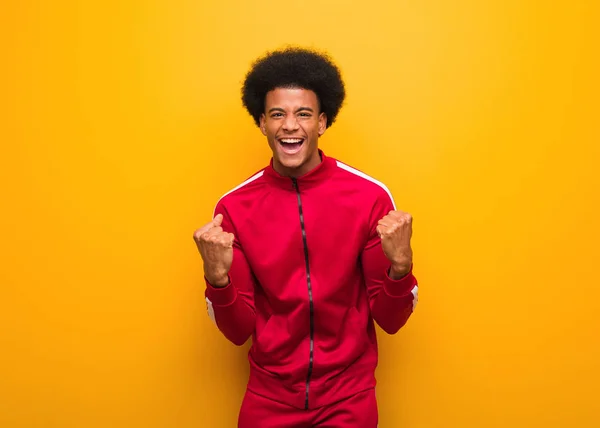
274, 151, 322, 178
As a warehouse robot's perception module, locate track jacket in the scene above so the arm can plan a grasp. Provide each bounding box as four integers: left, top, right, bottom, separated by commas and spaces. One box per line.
205, 150, 419, 410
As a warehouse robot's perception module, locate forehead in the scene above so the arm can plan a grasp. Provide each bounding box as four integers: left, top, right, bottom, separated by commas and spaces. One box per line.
265, 87, 319, 109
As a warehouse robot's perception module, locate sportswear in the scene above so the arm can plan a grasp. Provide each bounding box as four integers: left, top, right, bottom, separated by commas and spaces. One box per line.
205, 150, 418, 410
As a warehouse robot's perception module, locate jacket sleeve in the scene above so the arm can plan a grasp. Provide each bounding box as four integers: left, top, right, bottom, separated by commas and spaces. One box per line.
204, 202, 256, 346
360, 190, 419, 334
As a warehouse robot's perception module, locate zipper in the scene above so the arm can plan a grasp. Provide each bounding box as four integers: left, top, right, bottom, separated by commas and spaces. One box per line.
292, 177, 314, 410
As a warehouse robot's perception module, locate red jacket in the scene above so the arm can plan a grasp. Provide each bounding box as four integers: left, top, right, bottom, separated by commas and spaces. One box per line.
205, 150, 418, 410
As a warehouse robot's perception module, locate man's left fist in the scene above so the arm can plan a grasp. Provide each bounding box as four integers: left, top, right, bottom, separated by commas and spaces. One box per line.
377, 210, 413, 279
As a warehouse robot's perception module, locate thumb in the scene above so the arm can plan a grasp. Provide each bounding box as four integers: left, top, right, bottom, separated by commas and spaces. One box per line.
213, 213, 224, 226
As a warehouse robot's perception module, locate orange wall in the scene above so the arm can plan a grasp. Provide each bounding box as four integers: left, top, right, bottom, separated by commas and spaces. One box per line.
2, 1, 599, 427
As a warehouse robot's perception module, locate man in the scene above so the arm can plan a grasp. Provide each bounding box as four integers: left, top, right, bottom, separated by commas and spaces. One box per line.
193, 47, 418, 427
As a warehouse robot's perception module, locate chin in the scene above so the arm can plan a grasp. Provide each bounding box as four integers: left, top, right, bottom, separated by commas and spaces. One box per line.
280, 158, 305, 169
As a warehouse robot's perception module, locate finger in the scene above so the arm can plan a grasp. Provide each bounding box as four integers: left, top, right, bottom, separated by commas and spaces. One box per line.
395, 211, 412, 222
204, 228, 227, 244
204, 226, 223, 238
392, 211, 411, 221
193, 227, 209, 241
224, 233, 235, 247
377, 225, 391, 238
193, 213, 226, 240
194, 227, 223, 243
213, 213, 223, 227
378, 219, 392, 227
210, 232, 234, 247
194, 220, 217, 239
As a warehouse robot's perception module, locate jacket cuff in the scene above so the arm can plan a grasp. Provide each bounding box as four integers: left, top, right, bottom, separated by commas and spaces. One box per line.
205, 276, 237, 306
383, 265, 417, 298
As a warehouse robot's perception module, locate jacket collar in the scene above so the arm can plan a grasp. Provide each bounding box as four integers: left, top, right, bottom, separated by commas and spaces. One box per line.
263, 149, 336, 190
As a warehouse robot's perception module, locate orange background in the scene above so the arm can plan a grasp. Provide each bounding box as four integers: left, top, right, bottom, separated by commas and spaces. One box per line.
2, 1, 599, 427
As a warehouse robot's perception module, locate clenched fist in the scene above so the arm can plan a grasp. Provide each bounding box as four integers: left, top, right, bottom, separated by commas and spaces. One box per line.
377, 210, 413, 279
193, 214, 234, 287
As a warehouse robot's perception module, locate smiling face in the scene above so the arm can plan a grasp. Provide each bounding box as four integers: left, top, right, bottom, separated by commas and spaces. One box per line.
260, 87, 327, 178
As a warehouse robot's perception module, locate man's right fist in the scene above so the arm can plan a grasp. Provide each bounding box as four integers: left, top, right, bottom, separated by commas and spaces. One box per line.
193, 213, 234, 287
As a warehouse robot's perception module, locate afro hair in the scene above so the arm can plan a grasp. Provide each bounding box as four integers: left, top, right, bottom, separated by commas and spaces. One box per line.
241, 46, 346, 129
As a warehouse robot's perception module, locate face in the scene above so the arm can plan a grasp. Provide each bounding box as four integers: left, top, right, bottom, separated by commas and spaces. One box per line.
260, 87, 327, 178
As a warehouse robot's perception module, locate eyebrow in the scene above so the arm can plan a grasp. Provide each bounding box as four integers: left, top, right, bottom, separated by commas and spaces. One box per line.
268, 107, 315, 113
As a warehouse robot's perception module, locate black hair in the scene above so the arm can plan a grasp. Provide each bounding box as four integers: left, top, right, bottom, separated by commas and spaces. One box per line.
241, 46, 346, 128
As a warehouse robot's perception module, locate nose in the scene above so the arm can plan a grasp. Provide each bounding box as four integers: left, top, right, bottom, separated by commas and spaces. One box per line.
282, 114, 299, 132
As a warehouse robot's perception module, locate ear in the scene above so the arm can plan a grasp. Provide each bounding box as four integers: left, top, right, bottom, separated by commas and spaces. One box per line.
259, 114, 267, 136
318, 113, 327, 136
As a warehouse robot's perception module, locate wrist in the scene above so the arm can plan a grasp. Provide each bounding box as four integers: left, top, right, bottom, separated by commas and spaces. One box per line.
205, 271, 229, 288
389, 262, 411, 280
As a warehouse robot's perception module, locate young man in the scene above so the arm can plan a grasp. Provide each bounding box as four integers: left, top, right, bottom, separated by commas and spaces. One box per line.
193, 47, 419, 427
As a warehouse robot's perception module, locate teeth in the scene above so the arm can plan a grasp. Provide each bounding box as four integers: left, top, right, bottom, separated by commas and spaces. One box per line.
281, 139, 303, 144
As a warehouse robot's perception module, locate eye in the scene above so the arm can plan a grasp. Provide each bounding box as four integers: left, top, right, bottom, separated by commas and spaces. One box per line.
299, 112, 311, 117
271, 112, 283, 118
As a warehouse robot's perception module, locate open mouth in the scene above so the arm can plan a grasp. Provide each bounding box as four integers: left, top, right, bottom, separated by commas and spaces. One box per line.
278, 138, 305, 154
